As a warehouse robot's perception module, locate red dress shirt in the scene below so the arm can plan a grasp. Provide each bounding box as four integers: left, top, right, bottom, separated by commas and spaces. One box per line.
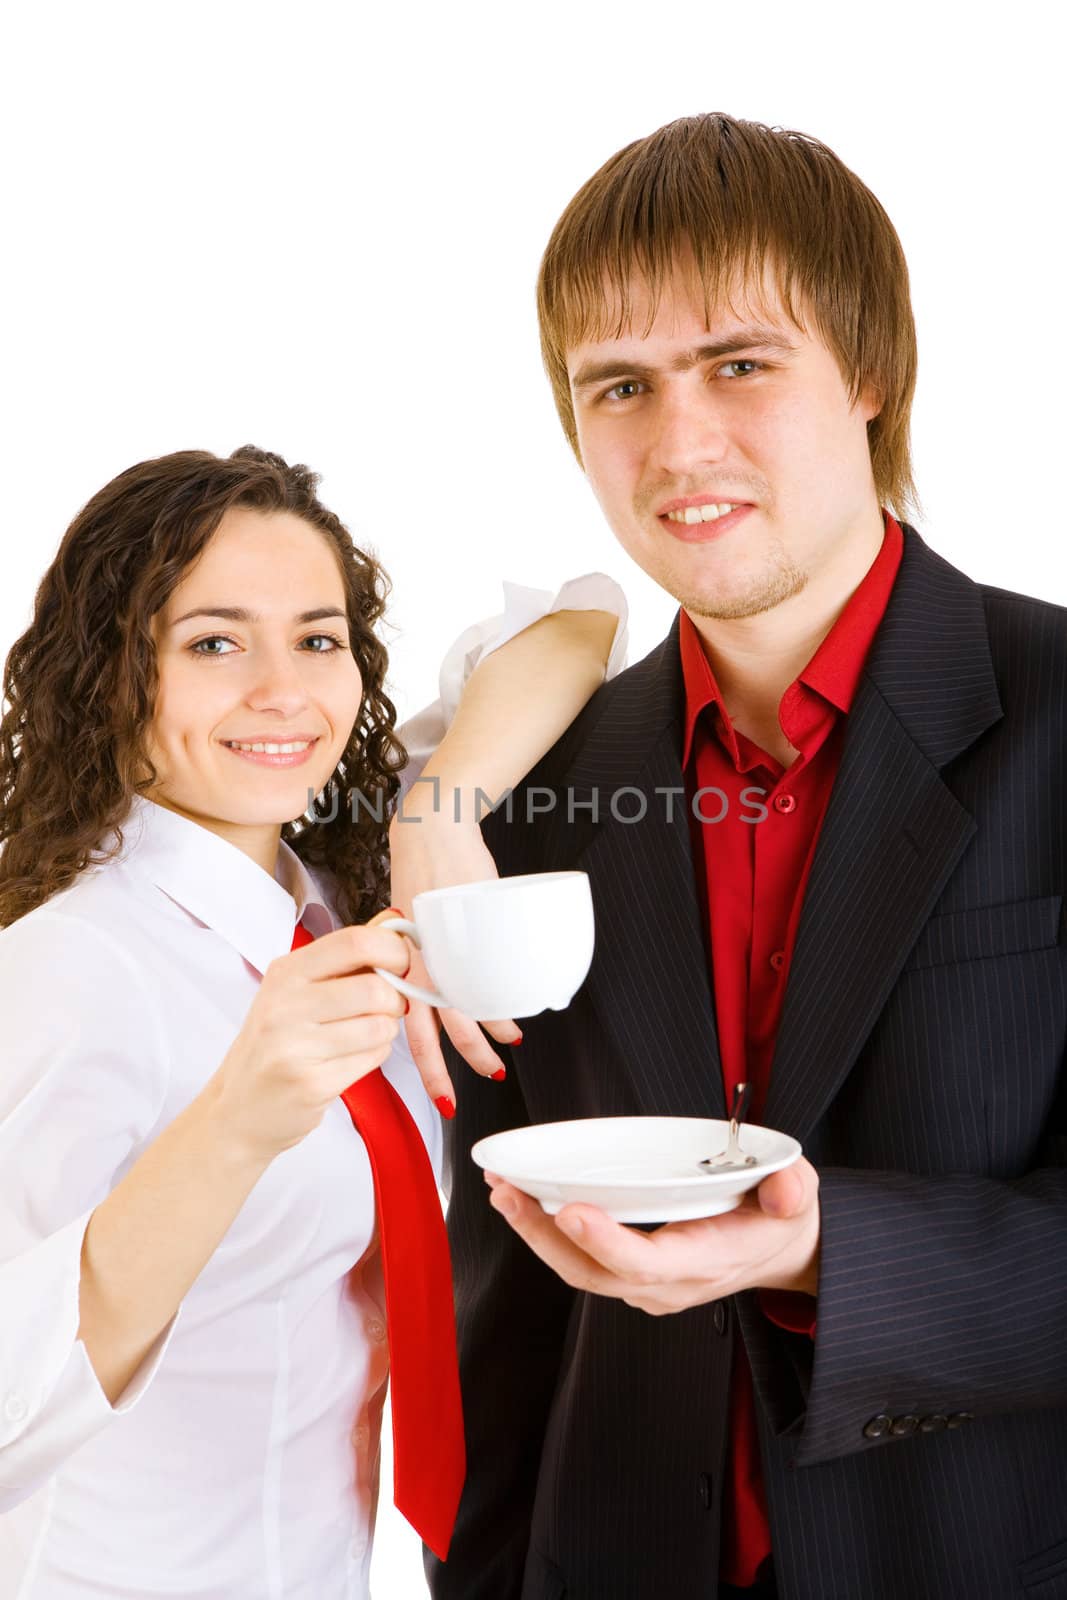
678, 513, 904, 1587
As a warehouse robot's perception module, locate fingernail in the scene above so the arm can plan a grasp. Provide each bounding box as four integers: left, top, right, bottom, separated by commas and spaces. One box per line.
385, 906, 403, 916
490, 1068, 507, 1081
402, 996, 411, 1015
511, 1031, 523, 1046
434, 1095, 456, 1120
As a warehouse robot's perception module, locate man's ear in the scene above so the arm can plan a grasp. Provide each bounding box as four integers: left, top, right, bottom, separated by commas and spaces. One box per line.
859, 376, 884, 423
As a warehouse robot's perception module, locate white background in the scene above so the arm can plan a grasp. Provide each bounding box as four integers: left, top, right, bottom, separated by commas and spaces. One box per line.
1, 2, 1063, 1596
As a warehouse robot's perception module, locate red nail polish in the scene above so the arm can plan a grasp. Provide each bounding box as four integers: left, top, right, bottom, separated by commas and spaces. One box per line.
434, 1095, 456, 1120
402, 996, 411, 1015
512, 1031, 524, 1045
490, 1068, 507, 1081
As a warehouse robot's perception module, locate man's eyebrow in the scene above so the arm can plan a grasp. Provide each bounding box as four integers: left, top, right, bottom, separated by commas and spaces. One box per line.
570, 326, 798, 391
168, 605, 348, 628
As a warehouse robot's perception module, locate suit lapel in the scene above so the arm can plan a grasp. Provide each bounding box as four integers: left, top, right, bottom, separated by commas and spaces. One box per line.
563, 625, 727, 1120
556, 529, 1003, 1138
763, 529, 1003, 1140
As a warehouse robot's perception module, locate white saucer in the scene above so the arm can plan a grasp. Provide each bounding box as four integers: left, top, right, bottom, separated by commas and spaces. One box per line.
470, 1116, 801, 1223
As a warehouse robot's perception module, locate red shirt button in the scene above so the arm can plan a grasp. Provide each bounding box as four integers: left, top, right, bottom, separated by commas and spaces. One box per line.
773, 793, 796, 814
769, 951, 786, 972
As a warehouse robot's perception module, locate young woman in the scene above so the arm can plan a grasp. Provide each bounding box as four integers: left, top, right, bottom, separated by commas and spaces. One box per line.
0, 445, 623, 1599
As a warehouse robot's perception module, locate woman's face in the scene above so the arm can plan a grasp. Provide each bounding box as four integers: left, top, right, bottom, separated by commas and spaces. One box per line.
144, 506, 364, 860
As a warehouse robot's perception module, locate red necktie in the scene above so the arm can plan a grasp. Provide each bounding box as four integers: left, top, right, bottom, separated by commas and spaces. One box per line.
291, 920, 465, 1560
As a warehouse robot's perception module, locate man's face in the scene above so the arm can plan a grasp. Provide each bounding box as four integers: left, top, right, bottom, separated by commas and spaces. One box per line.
567, 265, 882, 621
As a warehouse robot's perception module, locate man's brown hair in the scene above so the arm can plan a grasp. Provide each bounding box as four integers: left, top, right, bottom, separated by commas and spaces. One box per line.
537, 112, 919, 520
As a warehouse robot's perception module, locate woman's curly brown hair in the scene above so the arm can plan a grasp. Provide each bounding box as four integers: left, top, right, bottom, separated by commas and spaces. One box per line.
0, 446, 406, 928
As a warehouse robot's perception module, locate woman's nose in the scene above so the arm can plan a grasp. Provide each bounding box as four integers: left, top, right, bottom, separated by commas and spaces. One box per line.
243, 650, 312, 714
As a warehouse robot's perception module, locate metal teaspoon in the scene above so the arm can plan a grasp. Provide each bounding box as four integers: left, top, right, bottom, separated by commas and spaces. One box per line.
699, 1082, 758, 1170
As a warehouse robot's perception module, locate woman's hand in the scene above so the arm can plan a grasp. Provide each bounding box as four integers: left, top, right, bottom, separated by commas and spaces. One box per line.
387, 807, 522, 1112
207, 924, 411, 1165
387, 604, 619, 1107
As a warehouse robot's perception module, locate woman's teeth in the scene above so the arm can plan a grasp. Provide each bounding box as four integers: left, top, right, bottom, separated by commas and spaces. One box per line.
224, 740, 313, 754
665, 502, 739, 525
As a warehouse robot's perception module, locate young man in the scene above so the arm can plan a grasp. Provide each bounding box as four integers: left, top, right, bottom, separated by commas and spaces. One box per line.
424, 114, 1067, 1599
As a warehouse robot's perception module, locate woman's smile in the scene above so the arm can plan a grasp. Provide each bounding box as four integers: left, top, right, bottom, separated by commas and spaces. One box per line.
219, 734, 322, 767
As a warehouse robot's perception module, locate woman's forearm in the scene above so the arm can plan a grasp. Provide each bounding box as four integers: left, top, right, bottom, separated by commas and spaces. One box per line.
413, 608, 618, 820
76, 1081, 269, 1404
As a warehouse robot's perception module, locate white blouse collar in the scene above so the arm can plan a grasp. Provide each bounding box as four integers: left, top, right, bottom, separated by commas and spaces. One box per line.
114, 795, 335, 975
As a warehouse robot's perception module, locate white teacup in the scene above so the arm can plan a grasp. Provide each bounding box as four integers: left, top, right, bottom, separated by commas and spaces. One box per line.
373, 871, 594, 1020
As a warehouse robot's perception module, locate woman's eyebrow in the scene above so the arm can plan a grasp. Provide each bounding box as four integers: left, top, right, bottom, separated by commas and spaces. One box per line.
168, 605, 348, 627
570, 327, 797, 392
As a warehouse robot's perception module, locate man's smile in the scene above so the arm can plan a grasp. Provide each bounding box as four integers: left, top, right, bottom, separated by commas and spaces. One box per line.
658, 503, 755, 541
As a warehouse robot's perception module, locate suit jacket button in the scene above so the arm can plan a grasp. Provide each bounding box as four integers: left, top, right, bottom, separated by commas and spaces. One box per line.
890, 1414, 920, 1437
863, 1414, 892, 1439
919, 1414, 949, 1433
713, 1303, 728, 1336
946, 1412, 974, 1429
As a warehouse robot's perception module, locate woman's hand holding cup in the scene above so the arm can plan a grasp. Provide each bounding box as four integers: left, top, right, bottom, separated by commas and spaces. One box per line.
375, 871, 596, 1115
207, 923, 412, 1167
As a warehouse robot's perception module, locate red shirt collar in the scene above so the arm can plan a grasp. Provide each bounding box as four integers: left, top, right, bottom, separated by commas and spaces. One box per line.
680, 512, 904, 770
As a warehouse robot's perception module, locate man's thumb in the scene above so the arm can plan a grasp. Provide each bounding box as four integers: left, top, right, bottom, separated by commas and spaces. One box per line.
758, 1160, 814, 1219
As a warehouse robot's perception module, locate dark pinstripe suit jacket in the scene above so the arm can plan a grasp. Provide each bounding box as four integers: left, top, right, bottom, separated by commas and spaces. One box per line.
427, 527, 1067, 1600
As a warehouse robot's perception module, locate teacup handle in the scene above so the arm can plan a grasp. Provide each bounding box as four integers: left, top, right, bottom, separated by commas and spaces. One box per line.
372, 917, 450, 1009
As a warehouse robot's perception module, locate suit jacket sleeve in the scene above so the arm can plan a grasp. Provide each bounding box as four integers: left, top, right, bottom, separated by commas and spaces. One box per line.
744, 1097, 1067, 1467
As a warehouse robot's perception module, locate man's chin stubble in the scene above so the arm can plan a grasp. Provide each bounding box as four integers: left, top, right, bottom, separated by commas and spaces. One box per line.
675, 558, 808, 622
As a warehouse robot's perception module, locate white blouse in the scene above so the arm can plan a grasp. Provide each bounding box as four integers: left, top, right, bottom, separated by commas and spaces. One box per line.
0, 573, 628, 1600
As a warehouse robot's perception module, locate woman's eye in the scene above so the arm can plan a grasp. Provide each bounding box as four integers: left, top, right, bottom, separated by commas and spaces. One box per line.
301, 633, 347, 653
187, 632, 346, 659
190, 636, 237, 657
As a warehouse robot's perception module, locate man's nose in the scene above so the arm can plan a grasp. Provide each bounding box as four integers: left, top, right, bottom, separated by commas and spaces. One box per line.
647, 385, 729, 475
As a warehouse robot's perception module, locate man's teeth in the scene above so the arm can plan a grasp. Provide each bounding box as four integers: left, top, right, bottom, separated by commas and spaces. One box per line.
666, 502, 740, 525
225, 740, 313, 754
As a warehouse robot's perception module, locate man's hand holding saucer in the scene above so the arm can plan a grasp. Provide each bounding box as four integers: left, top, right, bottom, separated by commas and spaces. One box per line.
483, 1158, 821, 1314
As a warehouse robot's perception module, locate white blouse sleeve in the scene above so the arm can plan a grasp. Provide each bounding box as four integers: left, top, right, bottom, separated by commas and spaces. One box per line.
0, 910, 178, 1509
398, 571, 629, 791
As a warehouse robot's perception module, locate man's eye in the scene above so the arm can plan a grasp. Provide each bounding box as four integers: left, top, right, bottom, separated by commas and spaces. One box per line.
604, 380, 644, 402
719, 360, 761, 378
